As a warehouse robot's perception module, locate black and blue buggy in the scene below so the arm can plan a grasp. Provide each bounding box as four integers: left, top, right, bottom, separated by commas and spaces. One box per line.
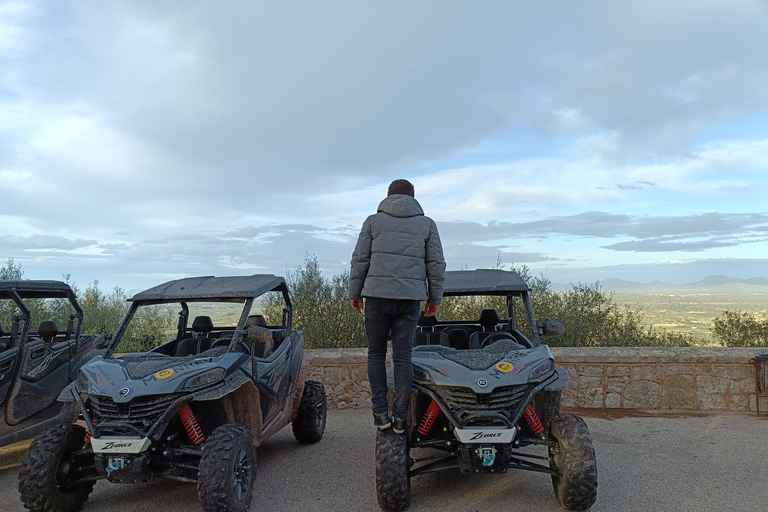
18, 275, 327, 512
0, 280, 108, 448
375, 269, 598, 511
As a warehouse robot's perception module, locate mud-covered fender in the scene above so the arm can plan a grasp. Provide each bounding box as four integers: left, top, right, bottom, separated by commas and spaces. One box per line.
544, 367, 570, 391
193, 380, 264, 444
57, 382, 78, 402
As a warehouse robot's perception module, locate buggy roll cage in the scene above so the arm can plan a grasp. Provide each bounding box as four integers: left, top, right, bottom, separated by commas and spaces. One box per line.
0, 281, 84, 349
440, 270, 542, 347
104, 275, 293, 358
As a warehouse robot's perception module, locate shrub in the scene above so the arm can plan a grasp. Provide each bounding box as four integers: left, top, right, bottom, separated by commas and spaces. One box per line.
265, 256, 694, 348
80, 280, 129, 335
118, 305, 176, 353
531, 282, 694, 347
1, 258, 174, 350
263, 254, 366, 348
712, 310, 768, 347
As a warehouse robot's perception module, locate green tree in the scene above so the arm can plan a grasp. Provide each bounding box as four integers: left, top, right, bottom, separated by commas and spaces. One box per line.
264, 254, 366, 348
0, 258, 24, 329
712, 310, 768, 347
117, 305, 176, 353
80, 280, 128, 334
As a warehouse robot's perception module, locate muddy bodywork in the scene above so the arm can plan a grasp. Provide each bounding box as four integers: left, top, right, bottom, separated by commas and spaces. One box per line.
59, 274, 306, 485
0, 280, 106, 447
390, 269, 571, 474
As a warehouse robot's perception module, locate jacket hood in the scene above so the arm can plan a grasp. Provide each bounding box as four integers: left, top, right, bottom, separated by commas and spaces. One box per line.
377, 194, 424, 218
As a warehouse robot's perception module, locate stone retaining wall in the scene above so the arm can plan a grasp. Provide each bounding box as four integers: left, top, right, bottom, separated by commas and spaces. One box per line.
300, 347, 767, 412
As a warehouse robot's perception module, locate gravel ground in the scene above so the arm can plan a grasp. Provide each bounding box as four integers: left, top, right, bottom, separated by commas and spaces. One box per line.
1, 409, 766, 512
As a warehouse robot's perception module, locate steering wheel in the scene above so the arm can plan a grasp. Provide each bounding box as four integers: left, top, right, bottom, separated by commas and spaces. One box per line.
480, 331, 516, 349
210, 334, 233, 349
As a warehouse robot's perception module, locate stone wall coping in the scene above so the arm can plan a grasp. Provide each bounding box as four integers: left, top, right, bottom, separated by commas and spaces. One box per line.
304, 346, 767, 364
549, 346, 766, 364
303, 347, 369, 365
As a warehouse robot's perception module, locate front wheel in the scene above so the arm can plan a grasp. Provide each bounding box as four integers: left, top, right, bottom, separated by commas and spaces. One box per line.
375, 427, 410, 511
18, 424, 95, 512
549, 413, 598, 511
198, 423, 256, 512
292, 381, 327, 443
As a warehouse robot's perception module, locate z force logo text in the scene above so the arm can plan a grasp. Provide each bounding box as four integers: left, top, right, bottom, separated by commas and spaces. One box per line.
453, 427, 517, 444
470, 431, 503, 441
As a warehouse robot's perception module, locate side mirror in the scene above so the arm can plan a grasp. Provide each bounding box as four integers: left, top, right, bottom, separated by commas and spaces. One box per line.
537, 318, 565, 336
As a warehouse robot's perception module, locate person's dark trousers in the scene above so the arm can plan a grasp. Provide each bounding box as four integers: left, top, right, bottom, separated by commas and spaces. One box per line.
365, 297, 421, 421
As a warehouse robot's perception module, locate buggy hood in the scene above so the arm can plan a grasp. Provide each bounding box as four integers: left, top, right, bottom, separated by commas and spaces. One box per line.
412, 342, 562, 394
77, 352, 249, 401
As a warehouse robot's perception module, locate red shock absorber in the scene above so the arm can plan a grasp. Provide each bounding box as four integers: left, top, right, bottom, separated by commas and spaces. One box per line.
179, 403, 205, 444
523, 404, 543, 435
85, 418, 97, 444
417, 400, 441, 436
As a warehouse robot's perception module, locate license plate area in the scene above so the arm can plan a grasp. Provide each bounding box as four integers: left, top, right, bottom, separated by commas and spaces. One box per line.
453, 427, 516, 444
91, 436, 151, 454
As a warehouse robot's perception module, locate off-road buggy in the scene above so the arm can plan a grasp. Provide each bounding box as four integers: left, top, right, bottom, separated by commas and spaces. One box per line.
0, 280, 107, 447
376, 269, 597, 511
19, 274, 327, 512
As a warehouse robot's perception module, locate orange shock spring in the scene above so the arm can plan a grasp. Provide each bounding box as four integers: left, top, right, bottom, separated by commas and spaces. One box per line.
523, 404, 543, 435
179, 403, 205, 444
85, 418, 97, 444
417, 400, 441, 435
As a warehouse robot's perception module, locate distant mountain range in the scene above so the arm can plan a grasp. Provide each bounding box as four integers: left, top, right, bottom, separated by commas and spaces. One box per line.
569, 275, 768, 293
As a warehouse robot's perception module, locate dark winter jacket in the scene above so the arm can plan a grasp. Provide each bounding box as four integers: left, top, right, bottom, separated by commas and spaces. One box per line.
349, 194, 446, 304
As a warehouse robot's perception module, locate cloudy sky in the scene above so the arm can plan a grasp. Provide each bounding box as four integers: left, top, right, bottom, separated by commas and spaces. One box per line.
1, 0, 767, 293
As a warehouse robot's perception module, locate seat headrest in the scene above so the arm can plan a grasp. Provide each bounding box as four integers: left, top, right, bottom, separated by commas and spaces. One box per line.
417, 312, 438, 327
246, 325, 272, 343
38, 320, 59, 339
247, 315, 267, 328
192, 316, 214, 333
478, 309, 501, 327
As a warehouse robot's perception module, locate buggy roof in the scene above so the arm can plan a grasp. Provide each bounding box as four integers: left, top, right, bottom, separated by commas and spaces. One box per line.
443, 269, 530, 295
0, 280, 77, 299
130, 274, 286, 302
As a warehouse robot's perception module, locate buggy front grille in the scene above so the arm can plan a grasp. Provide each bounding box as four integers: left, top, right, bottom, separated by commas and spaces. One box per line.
431, 385, 530, 426
91, 394, 178, 432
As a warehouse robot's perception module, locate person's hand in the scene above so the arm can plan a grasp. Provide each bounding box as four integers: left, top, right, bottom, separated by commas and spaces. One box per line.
424, 303, 439, 317
350, 298, 364, 313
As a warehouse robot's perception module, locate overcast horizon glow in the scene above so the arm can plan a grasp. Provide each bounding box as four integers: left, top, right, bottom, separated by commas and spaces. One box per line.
1, 1, 767, 293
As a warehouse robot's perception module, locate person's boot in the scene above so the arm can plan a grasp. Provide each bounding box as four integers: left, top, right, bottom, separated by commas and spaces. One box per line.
392, 414, 406, 435
373, 410, 391, 430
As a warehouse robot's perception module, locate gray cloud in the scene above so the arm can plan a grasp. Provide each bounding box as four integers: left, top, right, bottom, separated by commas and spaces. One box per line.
3, 0, 766, 207
2, 1, 767, 292
443, 243, 555, 270
602, 238, 745, 253
0, 234, 97, 251
439, 212, 768, 247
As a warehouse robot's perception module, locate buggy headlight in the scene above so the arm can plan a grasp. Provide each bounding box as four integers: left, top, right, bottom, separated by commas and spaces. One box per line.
530, 360, 554, 380
78, 370, 90, 391
183, 368, 225, 390
413, 366, 431, 383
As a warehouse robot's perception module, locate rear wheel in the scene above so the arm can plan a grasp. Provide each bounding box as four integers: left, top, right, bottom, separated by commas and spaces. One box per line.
18, 424, 95, 512
198, 423, 256, 512
292, 380, 327, 443
548, 413, 598, 511
375, 427, 410, 511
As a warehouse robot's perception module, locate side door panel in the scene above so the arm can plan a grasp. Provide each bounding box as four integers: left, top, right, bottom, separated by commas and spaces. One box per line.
0, 348, 19, 405
6, 340, 73, 426
256, 336, 293, 423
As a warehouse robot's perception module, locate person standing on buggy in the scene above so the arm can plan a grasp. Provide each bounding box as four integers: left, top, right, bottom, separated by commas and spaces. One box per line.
349, 179, 446, 434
